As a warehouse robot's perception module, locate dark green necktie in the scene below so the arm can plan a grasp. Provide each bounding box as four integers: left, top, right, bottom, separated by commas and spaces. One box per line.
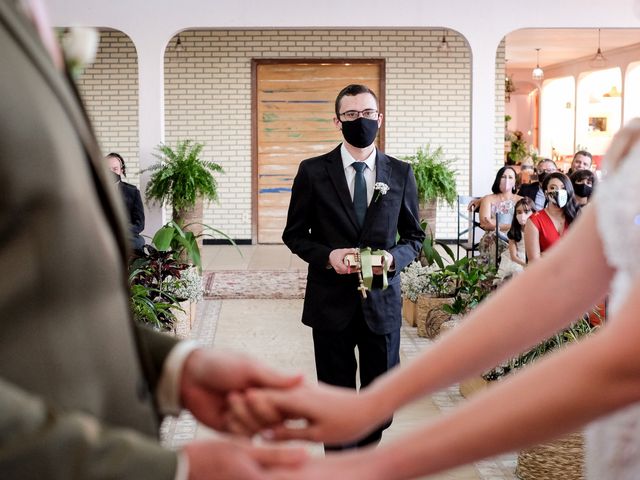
352, 161, 367, 228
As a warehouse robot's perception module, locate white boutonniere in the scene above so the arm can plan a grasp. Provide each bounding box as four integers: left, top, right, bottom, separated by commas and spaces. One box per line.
59, 27, 99, 79
373, 182, 389, 202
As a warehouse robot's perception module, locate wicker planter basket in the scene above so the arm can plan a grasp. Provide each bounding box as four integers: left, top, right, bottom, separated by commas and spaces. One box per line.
416, 294, 453, 339
402, 297, 417, 327
516, 431, 584, 480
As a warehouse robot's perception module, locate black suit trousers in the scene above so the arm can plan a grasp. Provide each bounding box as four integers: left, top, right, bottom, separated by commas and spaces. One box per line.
312, 306, 400, 450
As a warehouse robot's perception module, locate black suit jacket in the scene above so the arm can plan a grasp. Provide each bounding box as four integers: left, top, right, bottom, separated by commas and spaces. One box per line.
283, 145, 425, 335
518, 182, 541, 204
118, 180, 146, 250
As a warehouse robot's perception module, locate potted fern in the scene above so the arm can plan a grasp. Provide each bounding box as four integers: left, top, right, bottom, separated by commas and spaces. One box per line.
403, 144, 457, 229
144, 140, 223, 243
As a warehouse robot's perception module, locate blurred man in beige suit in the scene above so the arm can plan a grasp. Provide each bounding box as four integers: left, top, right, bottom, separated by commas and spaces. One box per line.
0, 1, 304, 478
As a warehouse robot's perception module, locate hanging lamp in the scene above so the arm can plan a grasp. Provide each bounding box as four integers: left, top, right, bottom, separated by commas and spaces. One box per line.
531, 48, 544, 81
589, 29, 608, 69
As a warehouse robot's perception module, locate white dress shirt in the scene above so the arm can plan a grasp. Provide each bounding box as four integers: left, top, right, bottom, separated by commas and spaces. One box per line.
341, 143, 376, 206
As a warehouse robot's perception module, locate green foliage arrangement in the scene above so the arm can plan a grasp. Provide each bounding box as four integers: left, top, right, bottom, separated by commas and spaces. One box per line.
145, 140, 223, 213
129, 246, 186, 331
484, 317, 600, 381
152, 220, 236, 273
420, 220, 455, 269
505, 130, 529, 165
441, 256, 496, 314
403, 145, 457, 207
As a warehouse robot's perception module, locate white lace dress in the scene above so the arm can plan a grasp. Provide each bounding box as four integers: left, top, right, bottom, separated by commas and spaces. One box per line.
586, 143, 640, 479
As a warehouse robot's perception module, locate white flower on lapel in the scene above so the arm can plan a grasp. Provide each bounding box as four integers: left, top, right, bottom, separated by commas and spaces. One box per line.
373, 182, 390, 202
60, 27, 99, 79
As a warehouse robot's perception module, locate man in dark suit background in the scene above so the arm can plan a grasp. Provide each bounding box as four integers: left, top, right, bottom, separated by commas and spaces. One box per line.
106, 152, 146, 254
0, 1, 305, 478
518, 158, 558, 211
282, 84, 425, 450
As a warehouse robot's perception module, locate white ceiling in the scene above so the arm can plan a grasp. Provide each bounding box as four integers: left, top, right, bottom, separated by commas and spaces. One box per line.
505, 28, 640, 69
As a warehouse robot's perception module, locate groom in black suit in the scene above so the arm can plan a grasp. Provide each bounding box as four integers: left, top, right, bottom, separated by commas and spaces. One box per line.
283, 84, 424, 450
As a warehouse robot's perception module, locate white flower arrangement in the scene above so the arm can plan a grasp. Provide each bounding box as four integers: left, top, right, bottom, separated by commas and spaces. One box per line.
373, 182, 389, 202
400, 261, 439, 302
162, 266, 204, 303
59, 27, 99, 78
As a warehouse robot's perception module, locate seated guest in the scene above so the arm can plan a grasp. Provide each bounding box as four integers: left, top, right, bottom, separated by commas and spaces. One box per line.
106, 152, 146, 255
495, 197, 534, 283
567, 150, 593, 175
477, 166, 521, 266
518, 156, 535, 185
524, 172, 578, 262
517, 158, 557, 211
570, 169, 597, 208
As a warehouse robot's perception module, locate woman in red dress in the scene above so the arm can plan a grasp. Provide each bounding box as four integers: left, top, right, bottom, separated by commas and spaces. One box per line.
524, 172, 579, 261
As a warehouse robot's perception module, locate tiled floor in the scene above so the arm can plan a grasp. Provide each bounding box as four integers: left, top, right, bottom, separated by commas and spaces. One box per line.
176, 245, 517, 479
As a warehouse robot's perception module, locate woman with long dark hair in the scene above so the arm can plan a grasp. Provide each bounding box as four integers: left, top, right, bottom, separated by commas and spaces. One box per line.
477, 166, 522, 265
524, 172, 578, 262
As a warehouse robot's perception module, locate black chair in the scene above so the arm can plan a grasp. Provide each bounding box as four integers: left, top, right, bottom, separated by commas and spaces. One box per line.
457, 195, 482, 260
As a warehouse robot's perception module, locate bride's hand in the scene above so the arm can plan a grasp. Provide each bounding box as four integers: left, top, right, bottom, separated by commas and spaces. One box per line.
226, 381, 381, 445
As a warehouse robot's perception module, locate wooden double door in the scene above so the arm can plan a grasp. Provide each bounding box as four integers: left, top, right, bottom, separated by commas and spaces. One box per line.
254, 60, 384, 243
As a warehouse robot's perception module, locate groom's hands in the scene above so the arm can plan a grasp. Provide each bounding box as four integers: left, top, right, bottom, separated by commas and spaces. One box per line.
179, 349, 303, 431
226, 381, 382, 446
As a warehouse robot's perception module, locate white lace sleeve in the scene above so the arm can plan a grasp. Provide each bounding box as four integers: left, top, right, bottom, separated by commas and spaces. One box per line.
594, 140, 640, 314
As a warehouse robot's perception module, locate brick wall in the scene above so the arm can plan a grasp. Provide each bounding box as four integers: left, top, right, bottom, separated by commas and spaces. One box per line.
79, 29, 506, 241
164, 29, 476, 240
77, 30, 140, 186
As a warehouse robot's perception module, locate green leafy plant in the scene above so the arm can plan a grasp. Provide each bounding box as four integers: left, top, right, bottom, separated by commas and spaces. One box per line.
144, 140, 223, 214
128, 246, 187, 331
505, 130, 529, 165
420, 220, 455, 269
151, 220, 238, 272
484, 317, 600, 381
403, 145, 457, 207
441, 257, 496, 314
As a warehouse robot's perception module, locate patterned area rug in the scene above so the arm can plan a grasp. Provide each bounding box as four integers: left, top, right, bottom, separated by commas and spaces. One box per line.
203, 270, 307, 299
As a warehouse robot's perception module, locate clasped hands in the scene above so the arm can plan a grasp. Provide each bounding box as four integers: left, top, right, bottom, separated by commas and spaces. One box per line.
180, 348, 382, 479
329, 247, 394, 275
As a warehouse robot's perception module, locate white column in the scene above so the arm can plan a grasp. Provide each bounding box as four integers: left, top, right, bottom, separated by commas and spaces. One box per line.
469, 39, 499, 197
134, 33, 167, 236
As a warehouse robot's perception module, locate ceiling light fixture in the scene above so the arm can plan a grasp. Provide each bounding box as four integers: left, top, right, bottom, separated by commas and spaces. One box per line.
532, 48, 544, 81
589, 29, 608, 69
438, 30, 449, 53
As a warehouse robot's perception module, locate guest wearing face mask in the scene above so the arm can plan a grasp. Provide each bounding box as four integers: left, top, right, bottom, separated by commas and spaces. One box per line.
495, 197, 535, 283
282, 84, 424, 451
477, 166, 521, 266
106, 152, 146, 255
517, 158, 558, 211
570, 169, 597, 208
524, 172, 579, 262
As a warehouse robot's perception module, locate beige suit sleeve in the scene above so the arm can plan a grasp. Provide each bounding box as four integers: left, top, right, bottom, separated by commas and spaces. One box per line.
0, 377, 177, 479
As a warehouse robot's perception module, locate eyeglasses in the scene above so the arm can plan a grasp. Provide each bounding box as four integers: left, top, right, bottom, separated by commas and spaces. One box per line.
339, 109, 379, 121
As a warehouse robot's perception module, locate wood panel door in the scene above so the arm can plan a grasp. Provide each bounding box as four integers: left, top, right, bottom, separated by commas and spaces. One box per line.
254, 60, 384, 243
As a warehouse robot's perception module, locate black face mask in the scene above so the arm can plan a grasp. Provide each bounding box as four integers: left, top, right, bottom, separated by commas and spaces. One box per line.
573, 183, 593, 198
537, 172, 548, 185
340, 117, 379, 148
110, 171, 121, 183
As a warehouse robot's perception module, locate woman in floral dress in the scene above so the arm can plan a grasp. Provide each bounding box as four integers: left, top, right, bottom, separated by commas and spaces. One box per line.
477, 166, 521, 267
